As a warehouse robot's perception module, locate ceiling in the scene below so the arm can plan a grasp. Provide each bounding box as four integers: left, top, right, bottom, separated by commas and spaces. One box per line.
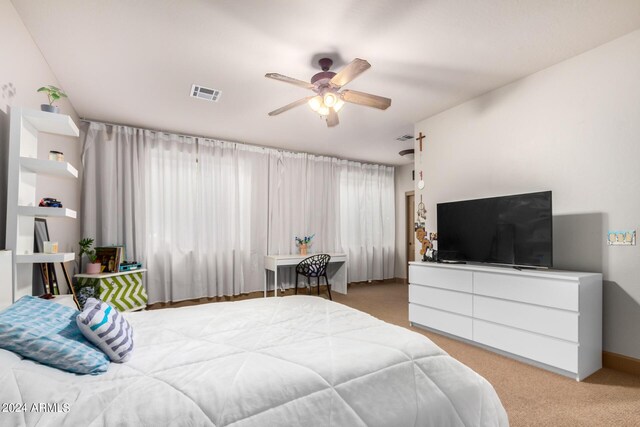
12, 0, 640, 165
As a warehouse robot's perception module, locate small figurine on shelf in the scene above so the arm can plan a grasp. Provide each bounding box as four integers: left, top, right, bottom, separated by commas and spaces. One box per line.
39, 198, 63, 208
48, 150, 64, 162
78, 238, 101, 274
295, 234, 315, 256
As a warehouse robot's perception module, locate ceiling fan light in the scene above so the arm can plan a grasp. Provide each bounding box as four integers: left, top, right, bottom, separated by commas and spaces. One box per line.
323, 92, 338, 107
318, 105, 330, 116
308, 95, 322, 111
333, 99, 345, 112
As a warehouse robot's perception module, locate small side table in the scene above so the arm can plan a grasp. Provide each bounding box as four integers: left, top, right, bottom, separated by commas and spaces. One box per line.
74, 269, 148, 311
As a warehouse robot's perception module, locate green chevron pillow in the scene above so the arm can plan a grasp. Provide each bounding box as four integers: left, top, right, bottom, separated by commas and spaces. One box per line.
76, 298, 134, 363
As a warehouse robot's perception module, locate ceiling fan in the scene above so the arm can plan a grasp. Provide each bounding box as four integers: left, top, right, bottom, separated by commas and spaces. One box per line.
265, 57, 391, 127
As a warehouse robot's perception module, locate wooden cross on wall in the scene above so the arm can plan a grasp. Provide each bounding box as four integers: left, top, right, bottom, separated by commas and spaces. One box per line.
416, 132, 425, 151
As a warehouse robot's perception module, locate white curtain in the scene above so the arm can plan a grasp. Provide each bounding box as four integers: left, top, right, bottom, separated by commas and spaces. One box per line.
81, 123, 147, 262
82, 122, 395, 302
267, 151, 342, 288
339, 161, 396, 282
268, 151, 342, 255
145, 137, 268, 302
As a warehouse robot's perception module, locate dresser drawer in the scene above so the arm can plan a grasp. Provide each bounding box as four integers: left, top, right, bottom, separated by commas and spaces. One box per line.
409, 265, 472, 293
474, 272, 578, 311
76, 271, 148, 312
409, 303, 472, 340
410, 284, 472, 316
474, 295, 579, 342
474, 319, 578, 373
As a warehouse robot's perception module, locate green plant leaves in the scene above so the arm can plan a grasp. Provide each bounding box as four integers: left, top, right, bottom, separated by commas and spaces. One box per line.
78, 238, 98, 263
36, 84, 67, 105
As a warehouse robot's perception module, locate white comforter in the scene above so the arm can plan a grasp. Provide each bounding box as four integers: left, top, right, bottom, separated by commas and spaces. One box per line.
0, 296, 508, 426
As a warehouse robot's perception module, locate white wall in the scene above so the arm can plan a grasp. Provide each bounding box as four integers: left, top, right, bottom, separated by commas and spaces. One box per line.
0, 0, 81, 289
414, 29, 640, 359
394, 163, 414, 279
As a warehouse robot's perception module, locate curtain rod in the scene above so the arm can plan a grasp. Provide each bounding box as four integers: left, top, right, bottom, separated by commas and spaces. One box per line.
80, 118, 249, 145
79, 117, 396, 168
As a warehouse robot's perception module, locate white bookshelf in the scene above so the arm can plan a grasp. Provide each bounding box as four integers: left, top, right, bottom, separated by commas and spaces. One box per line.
4, 107, 79, 302
20, 108, 79, 136
20, 157, 78, 178
17, 206, 77, 219
16, 252, 76, 264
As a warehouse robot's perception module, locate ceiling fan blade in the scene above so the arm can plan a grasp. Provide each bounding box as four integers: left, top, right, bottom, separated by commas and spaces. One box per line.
265, 73, 315, 89
341, 90, 391, 110
330, 58, 371, 87
268, 96, 313, 116
326, 109, 339, 127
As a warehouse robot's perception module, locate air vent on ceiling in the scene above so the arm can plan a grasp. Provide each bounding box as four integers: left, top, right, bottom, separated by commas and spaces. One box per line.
190, 84, 221, 102
396, 134, 414, 142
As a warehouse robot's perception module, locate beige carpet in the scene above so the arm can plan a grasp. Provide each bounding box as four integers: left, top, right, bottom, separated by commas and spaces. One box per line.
150, 281, 640, 426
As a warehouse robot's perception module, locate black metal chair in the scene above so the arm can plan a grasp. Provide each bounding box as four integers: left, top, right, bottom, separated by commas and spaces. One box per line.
295, 254, 332, 300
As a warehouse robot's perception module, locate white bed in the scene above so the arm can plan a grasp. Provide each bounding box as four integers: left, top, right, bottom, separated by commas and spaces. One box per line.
0, 296, 508, 426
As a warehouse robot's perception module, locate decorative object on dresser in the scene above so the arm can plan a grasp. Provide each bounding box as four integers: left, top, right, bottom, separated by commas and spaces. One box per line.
119, 261, 142, 272
73, 269, 148, 311
408, 262, 602, 381
4, 107, 79, 304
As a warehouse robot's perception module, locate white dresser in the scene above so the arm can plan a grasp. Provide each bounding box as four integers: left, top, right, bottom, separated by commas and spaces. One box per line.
409, 262, 602, 381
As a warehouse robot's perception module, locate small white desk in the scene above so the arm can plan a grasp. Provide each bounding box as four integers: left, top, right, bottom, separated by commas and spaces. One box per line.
264, 253, 348, 297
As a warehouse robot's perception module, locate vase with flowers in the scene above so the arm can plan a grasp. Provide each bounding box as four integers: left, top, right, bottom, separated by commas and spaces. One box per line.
295, 234, 315, 255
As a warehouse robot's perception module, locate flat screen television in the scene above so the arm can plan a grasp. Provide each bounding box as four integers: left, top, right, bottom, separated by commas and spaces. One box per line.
436, 191, 552, 268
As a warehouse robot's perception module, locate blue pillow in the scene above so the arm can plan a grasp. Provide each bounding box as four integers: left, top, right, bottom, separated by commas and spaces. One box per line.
0, 296, 109, 374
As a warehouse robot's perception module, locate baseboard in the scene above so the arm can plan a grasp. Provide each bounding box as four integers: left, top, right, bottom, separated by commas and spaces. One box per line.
603, 351, 640, 376
348, 278, 405, 285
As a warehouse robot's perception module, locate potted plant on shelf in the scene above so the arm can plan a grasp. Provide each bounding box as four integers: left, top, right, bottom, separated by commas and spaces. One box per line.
79, 238, 101, 274
295, 234, 315, 255
37, 85, 67, 114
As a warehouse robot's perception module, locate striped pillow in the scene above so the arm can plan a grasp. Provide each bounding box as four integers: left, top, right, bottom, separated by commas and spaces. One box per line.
76, 298, 134, 363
